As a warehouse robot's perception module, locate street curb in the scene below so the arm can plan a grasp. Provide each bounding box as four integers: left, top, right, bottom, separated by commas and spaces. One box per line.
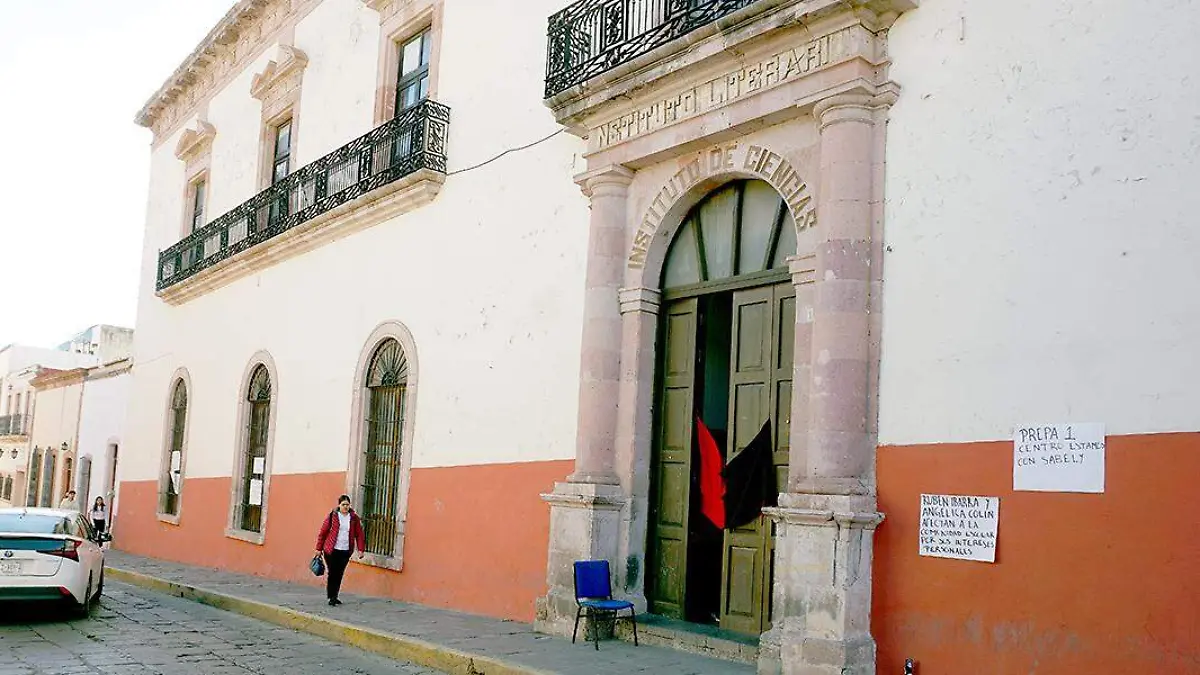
105, 566, 557, 675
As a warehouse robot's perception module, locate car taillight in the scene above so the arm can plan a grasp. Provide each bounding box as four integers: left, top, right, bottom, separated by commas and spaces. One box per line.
38, 539, 80, 561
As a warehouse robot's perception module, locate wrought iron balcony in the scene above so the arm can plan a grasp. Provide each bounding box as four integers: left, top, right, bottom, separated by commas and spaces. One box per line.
544, 0, 757, 97
157, 100, 450, 291
0, 414, 29, 436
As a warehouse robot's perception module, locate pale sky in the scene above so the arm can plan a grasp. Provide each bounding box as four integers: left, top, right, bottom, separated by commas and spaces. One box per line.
0, 0, 236, 348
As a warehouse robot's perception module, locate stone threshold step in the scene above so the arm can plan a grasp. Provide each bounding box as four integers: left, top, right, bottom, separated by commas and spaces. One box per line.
613, 613, 759, 664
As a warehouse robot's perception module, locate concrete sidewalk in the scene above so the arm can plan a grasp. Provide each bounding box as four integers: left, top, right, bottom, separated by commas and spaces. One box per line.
103, 552, 753, 675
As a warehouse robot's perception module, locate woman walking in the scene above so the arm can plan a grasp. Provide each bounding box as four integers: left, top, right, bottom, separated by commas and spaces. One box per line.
314, 494, 365, 606
90, 496, 108, 535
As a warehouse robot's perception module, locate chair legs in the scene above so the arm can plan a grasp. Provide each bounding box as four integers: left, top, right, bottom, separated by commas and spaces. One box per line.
574, 608, 638, 649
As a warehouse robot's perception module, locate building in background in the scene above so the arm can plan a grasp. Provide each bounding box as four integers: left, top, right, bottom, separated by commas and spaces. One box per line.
56, 324, 135, 363
26, 368, 87, 509
76, 358, 132, 531
0, 343, 99, 506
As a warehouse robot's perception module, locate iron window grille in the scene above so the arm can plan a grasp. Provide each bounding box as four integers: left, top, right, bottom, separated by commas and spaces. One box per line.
160, 380, 187, 516
234, 365, 272, 533
544, 0, 756, 97
157, 100, 450, 291
360, 339, 409, 557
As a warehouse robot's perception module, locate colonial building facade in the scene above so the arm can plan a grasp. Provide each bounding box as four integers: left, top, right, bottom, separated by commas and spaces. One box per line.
121, 0, 1199, 673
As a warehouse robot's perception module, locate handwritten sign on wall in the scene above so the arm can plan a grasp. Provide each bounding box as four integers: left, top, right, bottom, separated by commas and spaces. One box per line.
1014, 423, 1105, 493
918, 494, 1000, 563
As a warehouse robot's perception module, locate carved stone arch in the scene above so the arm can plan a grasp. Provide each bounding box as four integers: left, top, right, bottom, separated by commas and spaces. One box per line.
157, 367, 193, 525
625, 146, 817, 292
226, 350, 281, 544
345, 320, 420, 571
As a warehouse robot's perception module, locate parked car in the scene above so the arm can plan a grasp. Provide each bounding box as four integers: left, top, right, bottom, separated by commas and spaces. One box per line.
0, 507, 110, 616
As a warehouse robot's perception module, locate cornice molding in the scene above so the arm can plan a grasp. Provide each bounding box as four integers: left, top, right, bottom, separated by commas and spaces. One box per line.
250, 45, 309, 101
174, 120, 217, 162
134, 0, 322, 145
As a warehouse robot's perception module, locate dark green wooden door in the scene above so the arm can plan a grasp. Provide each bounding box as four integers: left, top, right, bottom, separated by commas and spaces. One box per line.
648, 298, 699, 619
719, 283, 794, 635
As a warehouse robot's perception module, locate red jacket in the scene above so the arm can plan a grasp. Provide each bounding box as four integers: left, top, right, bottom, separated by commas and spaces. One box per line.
315, 509, 366, 555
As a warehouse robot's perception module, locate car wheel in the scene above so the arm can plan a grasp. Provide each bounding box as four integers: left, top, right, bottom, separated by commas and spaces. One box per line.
75, 575, 93, 618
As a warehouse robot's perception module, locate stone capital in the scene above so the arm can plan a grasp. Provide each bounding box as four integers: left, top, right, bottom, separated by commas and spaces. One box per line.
813, 93, 876, 131
787, 253, 817, 287
575, 164, 635, 198
617, 286, 661, 315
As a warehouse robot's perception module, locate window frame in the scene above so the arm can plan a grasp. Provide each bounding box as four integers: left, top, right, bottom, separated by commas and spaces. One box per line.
157, 371, 192, 525
369, 0, 443, 125
394, 28, 431, 114
187, 176, 208, 234
345, 322, 419, 571
225, 353, 279, 545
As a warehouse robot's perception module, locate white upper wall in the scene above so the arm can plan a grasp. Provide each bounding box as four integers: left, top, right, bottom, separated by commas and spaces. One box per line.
78, 370, 130, 505
879, 0, 1200, 445
124, 0, 588, 481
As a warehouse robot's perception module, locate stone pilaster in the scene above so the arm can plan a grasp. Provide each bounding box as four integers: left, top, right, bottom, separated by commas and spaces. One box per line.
759, 92, 892, 675
537, 165, 636, 635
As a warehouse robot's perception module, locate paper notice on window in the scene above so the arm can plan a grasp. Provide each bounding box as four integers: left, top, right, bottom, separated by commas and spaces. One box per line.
169, 471, 180, 492
252, 457, 266, 475
1014, 423, 1105, 493
249, 479, 264, 506
918, 494, 999, 563
170, 451, 181, 472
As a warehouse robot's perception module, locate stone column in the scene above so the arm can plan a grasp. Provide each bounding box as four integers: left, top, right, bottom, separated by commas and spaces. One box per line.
760, 93, 889, 675
569, 164, 634, 485
537, 165, 635, 636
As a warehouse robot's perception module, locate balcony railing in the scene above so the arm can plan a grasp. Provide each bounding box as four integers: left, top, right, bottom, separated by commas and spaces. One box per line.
157, 100, 451, 290
0, 414, 29, 436
544, 0, 757, 97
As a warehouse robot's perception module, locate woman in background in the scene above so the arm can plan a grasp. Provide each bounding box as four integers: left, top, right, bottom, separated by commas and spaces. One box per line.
314, 494, 365, 606
90, 496, 108, 535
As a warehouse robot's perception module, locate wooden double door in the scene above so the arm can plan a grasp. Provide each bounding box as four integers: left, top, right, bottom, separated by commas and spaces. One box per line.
648, 281, 795, 636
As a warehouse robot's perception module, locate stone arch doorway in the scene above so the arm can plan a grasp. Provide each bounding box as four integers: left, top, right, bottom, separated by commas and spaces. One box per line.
647, 177, 797, 636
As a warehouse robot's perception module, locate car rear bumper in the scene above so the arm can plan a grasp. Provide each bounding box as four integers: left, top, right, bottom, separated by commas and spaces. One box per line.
0, 586, 74, 602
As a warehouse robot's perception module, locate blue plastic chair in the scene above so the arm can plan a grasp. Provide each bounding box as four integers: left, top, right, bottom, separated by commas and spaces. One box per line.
572, 560, 638, 650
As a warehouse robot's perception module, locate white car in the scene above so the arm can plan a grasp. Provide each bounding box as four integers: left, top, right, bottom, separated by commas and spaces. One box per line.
0, 507, 109, 616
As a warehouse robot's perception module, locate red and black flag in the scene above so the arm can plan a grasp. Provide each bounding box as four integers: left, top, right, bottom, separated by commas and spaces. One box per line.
695, 418, 777, 530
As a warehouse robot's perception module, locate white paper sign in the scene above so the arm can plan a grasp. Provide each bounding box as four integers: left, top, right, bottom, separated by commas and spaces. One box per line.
170, 451, 181, 472
252, 457, 266, 475
918, 494, 999, 563
1014, 423, 1105, 493
248, 479, 264, 506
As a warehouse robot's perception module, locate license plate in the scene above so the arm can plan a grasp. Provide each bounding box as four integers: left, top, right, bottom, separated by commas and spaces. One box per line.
0, 561, 19, 575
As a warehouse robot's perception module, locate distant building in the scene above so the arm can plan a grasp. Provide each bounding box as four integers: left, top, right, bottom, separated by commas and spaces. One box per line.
0, 344, 99, 507
56, 325, 135, 364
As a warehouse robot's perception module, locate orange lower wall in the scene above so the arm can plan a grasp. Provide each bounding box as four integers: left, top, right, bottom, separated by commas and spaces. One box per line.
116, 459, 572, 621
874, 432, 1200, 674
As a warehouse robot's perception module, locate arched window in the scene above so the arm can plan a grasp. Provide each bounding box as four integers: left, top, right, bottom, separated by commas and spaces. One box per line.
234, 365, 272, 533
360, 338, 409, 557
160, 378, 188, 516
662, 179, 797, 289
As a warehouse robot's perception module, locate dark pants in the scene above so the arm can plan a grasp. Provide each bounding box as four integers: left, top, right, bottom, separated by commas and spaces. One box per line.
325, 549, 351, 600
93, 519, 106, 535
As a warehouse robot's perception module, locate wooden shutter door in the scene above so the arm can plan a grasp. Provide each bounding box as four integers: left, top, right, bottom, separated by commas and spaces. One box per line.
720, 286, 775, 635
649, 298, 699, 619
